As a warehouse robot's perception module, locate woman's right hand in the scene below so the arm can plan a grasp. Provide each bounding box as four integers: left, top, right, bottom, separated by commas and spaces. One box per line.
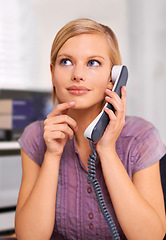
44, 101, 77, 157
15, 103, 77, 240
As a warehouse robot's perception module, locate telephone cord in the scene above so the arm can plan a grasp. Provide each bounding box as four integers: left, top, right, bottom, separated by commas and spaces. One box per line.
88, 140, 120, 240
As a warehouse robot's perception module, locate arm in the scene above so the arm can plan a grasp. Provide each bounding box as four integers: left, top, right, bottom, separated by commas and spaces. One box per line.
15, 101, 77, 240
15, 149, 60, 240
99, 150, 166, 240
97, 87, 166, 240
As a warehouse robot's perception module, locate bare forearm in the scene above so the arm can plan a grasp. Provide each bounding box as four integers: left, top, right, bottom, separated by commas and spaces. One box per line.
99, 150, 165, 240
15, 152, 60, 240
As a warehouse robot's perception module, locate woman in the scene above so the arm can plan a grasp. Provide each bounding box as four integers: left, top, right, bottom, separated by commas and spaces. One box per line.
15, 18, 166, 240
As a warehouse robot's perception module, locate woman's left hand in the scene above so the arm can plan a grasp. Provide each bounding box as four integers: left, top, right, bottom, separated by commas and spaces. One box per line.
97, 86, 126, 153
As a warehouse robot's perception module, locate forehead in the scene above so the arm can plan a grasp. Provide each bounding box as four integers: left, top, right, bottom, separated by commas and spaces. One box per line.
57, 33, 110, 57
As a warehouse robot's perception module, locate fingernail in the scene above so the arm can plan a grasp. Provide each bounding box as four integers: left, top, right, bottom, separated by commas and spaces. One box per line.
106, 89, 111, 93
105, 96, 110, 100
123, 86, 126, 91
104, 107, 109, 111
69, 101, 75, 106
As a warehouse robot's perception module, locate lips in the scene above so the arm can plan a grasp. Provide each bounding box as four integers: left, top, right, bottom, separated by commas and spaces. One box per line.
67, 85, 90, 96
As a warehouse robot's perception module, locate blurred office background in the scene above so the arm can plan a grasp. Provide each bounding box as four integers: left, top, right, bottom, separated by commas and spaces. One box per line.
0, 0, 166, 143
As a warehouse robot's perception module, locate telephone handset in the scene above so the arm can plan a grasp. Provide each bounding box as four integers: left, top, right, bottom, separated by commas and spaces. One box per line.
85, 65, 128, 239
84, 65, 128, 142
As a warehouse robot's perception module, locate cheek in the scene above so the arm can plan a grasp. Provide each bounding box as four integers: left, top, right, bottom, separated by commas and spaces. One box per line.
52, 70, 68, 102
52, 69, 65, 87
94, 71, 111, 89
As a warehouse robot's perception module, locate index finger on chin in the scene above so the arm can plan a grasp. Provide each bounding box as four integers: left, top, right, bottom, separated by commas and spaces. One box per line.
47, 101, 75, 118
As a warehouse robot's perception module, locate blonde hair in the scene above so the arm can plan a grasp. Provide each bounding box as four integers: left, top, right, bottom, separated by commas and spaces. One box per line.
50, 18, 122, 103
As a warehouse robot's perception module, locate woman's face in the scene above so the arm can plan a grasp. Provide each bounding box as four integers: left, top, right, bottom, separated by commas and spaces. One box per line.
51, 33, 113, 109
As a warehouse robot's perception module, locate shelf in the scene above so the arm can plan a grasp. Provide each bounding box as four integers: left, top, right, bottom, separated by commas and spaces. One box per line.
0, 211, 15, 231
0, 142, 20, 150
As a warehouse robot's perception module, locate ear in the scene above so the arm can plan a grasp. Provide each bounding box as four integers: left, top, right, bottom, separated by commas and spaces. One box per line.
107, 79, 114, 90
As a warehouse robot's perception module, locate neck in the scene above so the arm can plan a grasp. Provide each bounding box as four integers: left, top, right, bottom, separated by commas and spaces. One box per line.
68, 106, 101, 147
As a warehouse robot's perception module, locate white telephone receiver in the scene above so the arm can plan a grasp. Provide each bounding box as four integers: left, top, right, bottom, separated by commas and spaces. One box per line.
84, 65, 128, 142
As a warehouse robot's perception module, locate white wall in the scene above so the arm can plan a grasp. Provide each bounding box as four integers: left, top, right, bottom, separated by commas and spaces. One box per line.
127, 0, 166, 143
32, 0, 129, 89
0, 0, 37, 89
0, 0, 128, 87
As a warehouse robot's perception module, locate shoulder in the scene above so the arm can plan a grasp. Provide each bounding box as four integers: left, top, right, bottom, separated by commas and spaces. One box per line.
122, 116, 154, 139
121, 115, 164, 152
20, 120, 45, 148
23, 120, 44, 137
18, 121, 46, 167
120, 116, 166, 174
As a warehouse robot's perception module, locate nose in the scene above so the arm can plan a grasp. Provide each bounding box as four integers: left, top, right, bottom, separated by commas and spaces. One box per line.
73, 76, 84, 81
72, 65, 85, 81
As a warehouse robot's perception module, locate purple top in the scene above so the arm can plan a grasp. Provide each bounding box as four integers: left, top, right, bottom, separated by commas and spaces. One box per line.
18, 116, 166, 240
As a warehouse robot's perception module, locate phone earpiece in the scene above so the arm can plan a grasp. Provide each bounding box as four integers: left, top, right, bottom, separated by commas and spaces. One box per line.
111, 65, 122, 84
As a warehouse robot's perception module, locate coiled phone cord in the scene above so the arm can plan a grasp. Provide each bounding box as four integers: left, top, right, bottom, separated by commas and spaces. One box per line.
88, 140, 120, 240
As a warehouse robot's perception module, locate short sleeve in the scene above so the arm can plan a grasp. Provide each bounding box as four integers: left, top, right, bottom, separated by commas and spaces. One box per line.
132, 127, 166, 174
18, 121, 46, 167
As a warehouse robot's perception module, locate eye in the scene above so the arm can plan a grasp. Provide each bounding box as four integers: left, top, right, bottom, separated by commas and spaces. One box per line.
88, 60, 101, 67
60, 58, 72, 66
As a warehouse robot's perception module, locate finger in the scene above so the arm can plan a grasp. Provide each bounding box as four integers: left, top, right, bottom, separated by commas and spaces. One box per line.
105, 88, 126, 114
106, 88, 125, 102
121, 86, 127, 112
105, 89, 121, 105
45, 123, 75, 139
47, 101, 75, 118
105, 95, 122, 113
44, 115, 78, 131
45, 131, 66, 142
104, 106, 116, 121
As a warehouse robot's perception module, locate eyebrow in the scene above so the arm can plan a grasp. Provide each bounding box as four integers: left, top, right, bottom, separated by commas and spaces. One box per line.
57, 54, 105, 60
56, 54, 73, 59
87, 55, 105, 60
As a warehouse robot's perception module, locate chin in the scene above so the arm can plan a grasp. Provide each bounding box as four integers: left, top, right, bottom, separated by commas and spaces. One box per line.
76, 101, 102, 111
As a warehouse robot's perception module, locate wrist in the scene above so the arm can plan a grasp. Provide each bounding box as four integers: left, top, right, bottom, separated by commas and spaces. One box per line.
44, 150, 61, 163
97, 145, 117, 160
97, 143, 116, 156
